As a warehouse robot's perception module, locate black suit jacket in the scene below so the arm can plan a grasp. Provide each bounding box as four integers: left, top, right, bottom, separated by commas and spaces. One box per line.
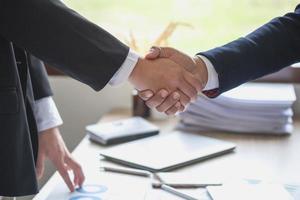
0, 0, 129, 91
199, 4, 300, 96
0, 0, 129, 196
0, 40, 52, 196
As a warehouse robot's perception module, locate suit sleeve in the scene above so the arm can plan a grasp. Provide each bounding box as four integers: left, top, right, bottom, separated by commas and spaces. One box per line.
199, 5, 300, 96
0, 0, 129, 91
28, 55, 53, 100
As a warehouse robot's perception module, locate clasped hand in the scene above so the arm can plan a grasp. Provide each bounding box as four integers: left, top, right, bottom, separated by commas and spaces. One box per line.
129, 47, 208, 115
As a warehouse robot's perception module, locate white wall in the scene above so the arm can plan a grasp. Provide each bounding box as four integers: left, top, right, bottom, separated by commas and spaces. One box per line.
49, 76, 133, 150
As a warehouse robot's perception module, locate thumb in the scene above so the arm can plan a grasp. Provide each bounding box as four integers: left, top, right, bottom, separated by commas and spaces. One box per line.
146, 46, 177, 60
36, 151, 46, 180
145, 46, 161, 60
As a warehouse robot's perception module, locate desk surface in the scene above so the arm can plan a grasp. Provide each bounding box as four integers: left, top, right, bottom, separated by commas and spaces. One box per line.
34, 108, 300, 200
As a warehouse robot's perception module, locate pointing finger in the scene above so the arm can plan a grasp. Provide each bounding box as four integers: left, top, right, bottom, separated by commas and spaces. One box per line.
57, 163, 74, 192
65, 156, 85, 187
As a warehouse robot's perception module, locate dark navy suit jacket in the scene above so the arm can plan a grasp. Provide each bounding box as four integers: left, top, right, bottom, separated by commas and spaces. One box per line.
199, 5, 300, 96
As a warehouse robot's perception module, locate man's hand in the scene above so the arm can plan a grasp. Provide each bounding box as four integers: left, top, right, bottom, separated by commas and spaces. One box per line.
138, 47, 208, 115
129, 56, 202, 105
36, 128, 85, 192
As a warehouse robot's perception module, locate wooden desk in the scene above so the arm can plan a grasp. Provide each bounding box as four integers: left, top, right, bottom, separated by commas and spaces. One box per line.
34, 108, 300, 200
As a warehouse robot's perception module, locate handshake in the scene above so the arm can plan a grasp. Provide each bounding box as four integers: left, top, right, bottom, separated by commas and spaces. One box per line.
129, 47, 208, 115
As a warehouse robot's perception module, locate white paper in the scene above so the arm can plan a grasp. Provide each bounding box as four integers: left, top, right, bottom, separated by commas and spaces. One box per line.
179, 83, 296, 135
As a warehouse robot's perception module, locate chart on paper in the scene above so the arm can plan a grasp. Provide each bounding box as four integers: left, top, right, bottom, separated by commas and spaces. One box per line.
45, 171, 150, 200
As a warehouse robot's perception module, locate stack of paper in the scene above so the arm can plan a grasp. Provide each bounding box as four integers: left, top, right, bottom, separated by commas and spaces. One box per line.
178, 83, 296, 134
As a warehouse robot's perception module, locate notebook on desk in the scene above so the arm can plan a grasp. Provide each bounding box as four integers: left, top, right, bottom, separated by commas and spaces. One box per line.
100, 131, 236, 172
87, 117, 159, 145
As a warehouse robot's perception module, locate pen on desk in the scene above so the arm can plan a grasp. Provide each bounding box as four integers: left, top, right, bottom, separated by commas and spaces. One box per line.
100, 166, 151, 177
152, 182, 222, 189
160, 184, 198, 200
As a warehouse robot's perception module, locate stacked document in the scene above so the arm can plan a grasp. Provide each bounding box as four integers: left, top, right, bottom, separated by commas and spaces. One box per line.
178, 83, 296, 134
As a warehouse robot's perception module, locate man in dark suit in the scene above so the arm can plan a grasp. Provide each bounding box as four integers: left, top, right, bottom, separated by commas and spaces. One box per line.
139, 4, 300, 115
0, 44, 84, 197
0, 0, 201, 197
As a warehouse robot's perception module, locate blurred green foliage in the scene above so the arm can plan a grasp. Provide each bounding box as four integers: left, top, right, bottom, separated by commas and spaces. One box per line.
64, 0, 298, 54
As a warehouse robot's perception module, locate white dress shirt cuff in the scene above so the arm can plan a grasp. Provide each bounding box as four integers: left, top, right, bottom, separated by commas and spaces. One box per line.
197, 55, 219, 90
33, 97, 63, 133
109, 49, 140, 86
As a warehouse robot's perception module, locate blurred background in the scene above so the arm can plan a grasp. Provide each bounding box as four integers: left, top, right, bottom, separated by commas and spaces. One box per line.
34, 0, 300, 198
63, 0, 298, 54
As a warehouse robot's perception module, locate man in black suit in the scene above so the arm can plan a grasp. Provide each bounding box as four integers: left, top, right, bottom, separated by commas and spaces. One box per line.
0, 45, 84, 197
139, 4, 300, 114
0, 0, 201, 197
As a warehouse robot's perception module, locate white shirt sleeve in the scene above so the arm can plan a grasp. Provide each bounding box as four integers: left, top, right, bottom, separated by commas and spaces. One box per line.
197, 55, 219, 90
33, 97, 63, 133
109, 49, 140, 86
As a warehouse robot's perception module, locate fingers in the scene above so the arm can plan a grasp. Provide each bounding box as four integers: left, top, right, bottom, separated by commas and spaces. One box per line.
149, 89, 190, 115
36, 151, 46, 180
50, 150, 75, 192
141, 89, 185, 115
177, 77, 198, 101
179, 105, 185, 112
145, 46, 176, 60
52, 152, 85, 192
145, 89, 169, 108
156, 91, 181, 112
163, 91, 190, 115
142, 89, 190, 114
159, 47, 176, 58
138, 90, 154, 101
176, 90, 191, 107
56, 160, 75, 192
65, 155, 85, 187
40, 128, 85, 192
165, 102, 182, 115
